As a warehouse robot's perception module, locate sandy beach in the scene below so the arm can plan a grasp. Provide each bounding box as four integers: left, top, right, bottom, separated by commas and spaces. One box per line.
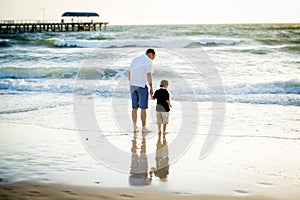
0, 181, 278, 200
1, 101, 300, 200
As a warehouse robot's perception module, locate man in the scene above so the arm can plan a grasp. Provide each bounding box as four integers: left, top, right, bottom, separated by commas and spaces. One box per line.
128, 48, 155, 133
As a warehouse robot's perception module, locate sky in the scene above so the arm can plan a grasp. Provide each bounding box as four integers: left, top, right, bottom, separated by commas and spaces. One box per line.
0, 0, 299, 25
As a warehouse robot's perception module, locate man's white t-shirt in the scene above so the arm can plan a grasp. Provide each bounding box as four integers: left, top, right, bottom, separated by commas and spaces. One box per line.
129, 54, 152, 88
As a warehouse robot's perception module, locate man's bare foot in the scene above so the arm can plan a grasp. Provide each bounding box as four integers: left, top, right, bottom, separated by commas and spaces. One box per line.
133, 125, 139, 133
142, 127, 151, 133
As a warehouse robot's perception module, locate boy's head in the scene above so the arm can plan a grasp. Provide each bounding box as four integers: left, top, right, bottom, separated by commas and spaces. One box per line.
160, 80, 169, 88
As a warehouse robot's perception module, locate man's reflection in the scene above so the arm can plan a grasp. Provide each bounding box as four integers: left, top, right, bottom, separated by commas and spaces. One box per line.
151, 133, 169, 181
129, 133, 152, 186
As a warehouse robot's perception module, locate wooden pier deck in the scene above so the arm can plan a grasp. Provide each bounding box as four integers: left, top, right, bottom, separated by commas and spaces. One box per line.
0, 20, 109, 34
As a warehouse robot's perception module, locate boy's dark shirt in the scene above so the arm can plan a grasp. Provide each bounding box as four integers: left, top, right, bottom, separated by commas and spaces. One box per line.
153, 88, 170, 112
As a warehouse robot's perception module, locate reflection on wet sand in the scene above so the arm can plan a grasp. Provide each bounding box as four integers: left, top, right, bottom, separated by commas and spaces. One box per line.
151, 133, 169, 181
129, 133, 170, 186
129, 133, 151, 186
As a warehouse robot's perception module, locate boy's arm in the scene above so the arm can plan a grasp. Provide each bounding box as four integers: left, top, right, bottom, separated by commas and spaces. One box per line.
167, 100, 172, 108
152, 91, 156, 100
167, 91, 172, 107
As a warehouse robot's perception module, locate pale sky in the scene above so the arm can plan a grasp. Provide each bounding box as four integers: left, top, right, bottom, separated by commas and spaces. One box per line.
0, 0, 299, 25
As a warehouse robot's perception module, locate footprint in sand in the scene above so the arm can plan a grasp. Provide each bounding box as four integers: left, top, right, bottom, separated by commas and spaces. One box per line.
173, 191, 193, 195
26, 190, 41, 197
33, 184, 47, 188
62, 190, 78, 195
234, 189, 251, 195
257, 181, 275, 187
3, 187, 13, 191
119, 194, 135, 198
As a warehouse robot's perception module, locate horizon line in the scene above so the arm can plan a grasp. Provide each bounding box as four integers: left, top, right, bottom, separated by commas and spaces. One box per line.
0, 18, 299, 26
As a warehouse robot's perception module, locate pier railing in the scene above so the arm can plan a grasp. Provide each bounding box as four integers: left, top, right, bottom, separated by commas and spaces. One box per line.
0, 19, 109, 34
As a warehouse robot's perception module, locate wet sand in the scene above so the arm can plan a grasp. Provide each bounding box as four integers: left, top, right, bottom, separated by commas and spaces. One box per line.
1, 102, 300, 200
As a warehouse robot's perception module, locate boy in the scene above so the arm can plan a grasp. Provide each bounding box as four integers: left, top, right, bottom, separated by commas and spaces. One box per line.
152, 80, 172, 134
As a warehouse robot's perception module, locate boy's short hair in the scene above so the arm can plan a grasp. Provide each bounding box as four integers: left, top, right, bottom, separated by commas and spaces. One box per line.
160, 80, 169, 87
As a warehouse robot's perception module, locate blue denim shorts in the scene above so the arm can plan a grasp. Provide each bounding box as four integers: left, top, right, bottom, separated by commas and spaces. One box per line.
130, 85, 148, 109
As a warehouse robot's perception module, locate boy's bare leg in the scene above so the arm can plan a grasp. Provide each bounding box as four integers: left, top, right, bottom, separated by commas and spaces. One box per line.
132, 108, 138, 132
163, 123, 167, 134
157, 123, 162, 134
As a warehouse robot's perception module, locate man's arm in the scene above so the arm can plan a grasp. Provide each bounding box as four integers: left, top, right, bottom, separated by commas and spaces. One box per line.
147, 72, 153, 96
128, 71, 130, 81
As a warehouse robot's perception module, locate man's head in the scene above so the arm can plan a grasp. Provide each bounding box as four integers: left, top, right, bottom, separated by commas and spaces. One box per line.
146, 48, 156, 60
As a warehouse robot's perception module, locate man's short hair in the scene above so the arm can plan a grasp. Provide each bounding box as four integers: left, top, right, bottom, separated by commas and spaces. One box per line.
146, 48, 155, 55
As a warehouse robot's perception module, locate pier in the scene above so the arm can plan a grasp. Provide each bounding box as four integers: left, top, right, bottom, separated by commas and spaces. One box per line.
0, 20, 109, 34
0, 12, 108, 34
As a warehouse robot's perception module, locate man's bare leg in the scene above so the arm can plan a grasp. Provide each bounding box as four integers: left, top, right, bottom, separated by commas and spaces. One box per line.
132, 108, 138, 132
141, 109, 146, 127
141, 109, 151, 133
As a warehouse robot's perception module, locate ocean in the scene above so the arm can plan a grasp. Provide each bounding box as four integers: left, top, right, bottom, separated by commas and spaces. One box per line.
0, 24, 300, 195
0, 23, 299, 128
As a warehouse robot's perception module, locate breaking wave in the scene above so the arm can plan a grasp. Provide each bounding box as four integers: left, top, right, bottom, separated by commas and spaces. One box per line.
0, 67, 122, 79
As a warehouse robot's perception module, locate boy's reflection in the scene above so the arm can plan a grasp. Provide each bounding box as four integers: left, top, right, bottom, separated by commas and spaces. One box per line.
151, 133, 169, 181
129, 133, 151, 186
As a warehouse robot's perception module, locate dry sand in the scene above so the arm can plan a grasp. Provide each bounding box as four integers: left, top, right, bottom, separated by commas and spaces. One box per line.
0, 181, 277, 200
